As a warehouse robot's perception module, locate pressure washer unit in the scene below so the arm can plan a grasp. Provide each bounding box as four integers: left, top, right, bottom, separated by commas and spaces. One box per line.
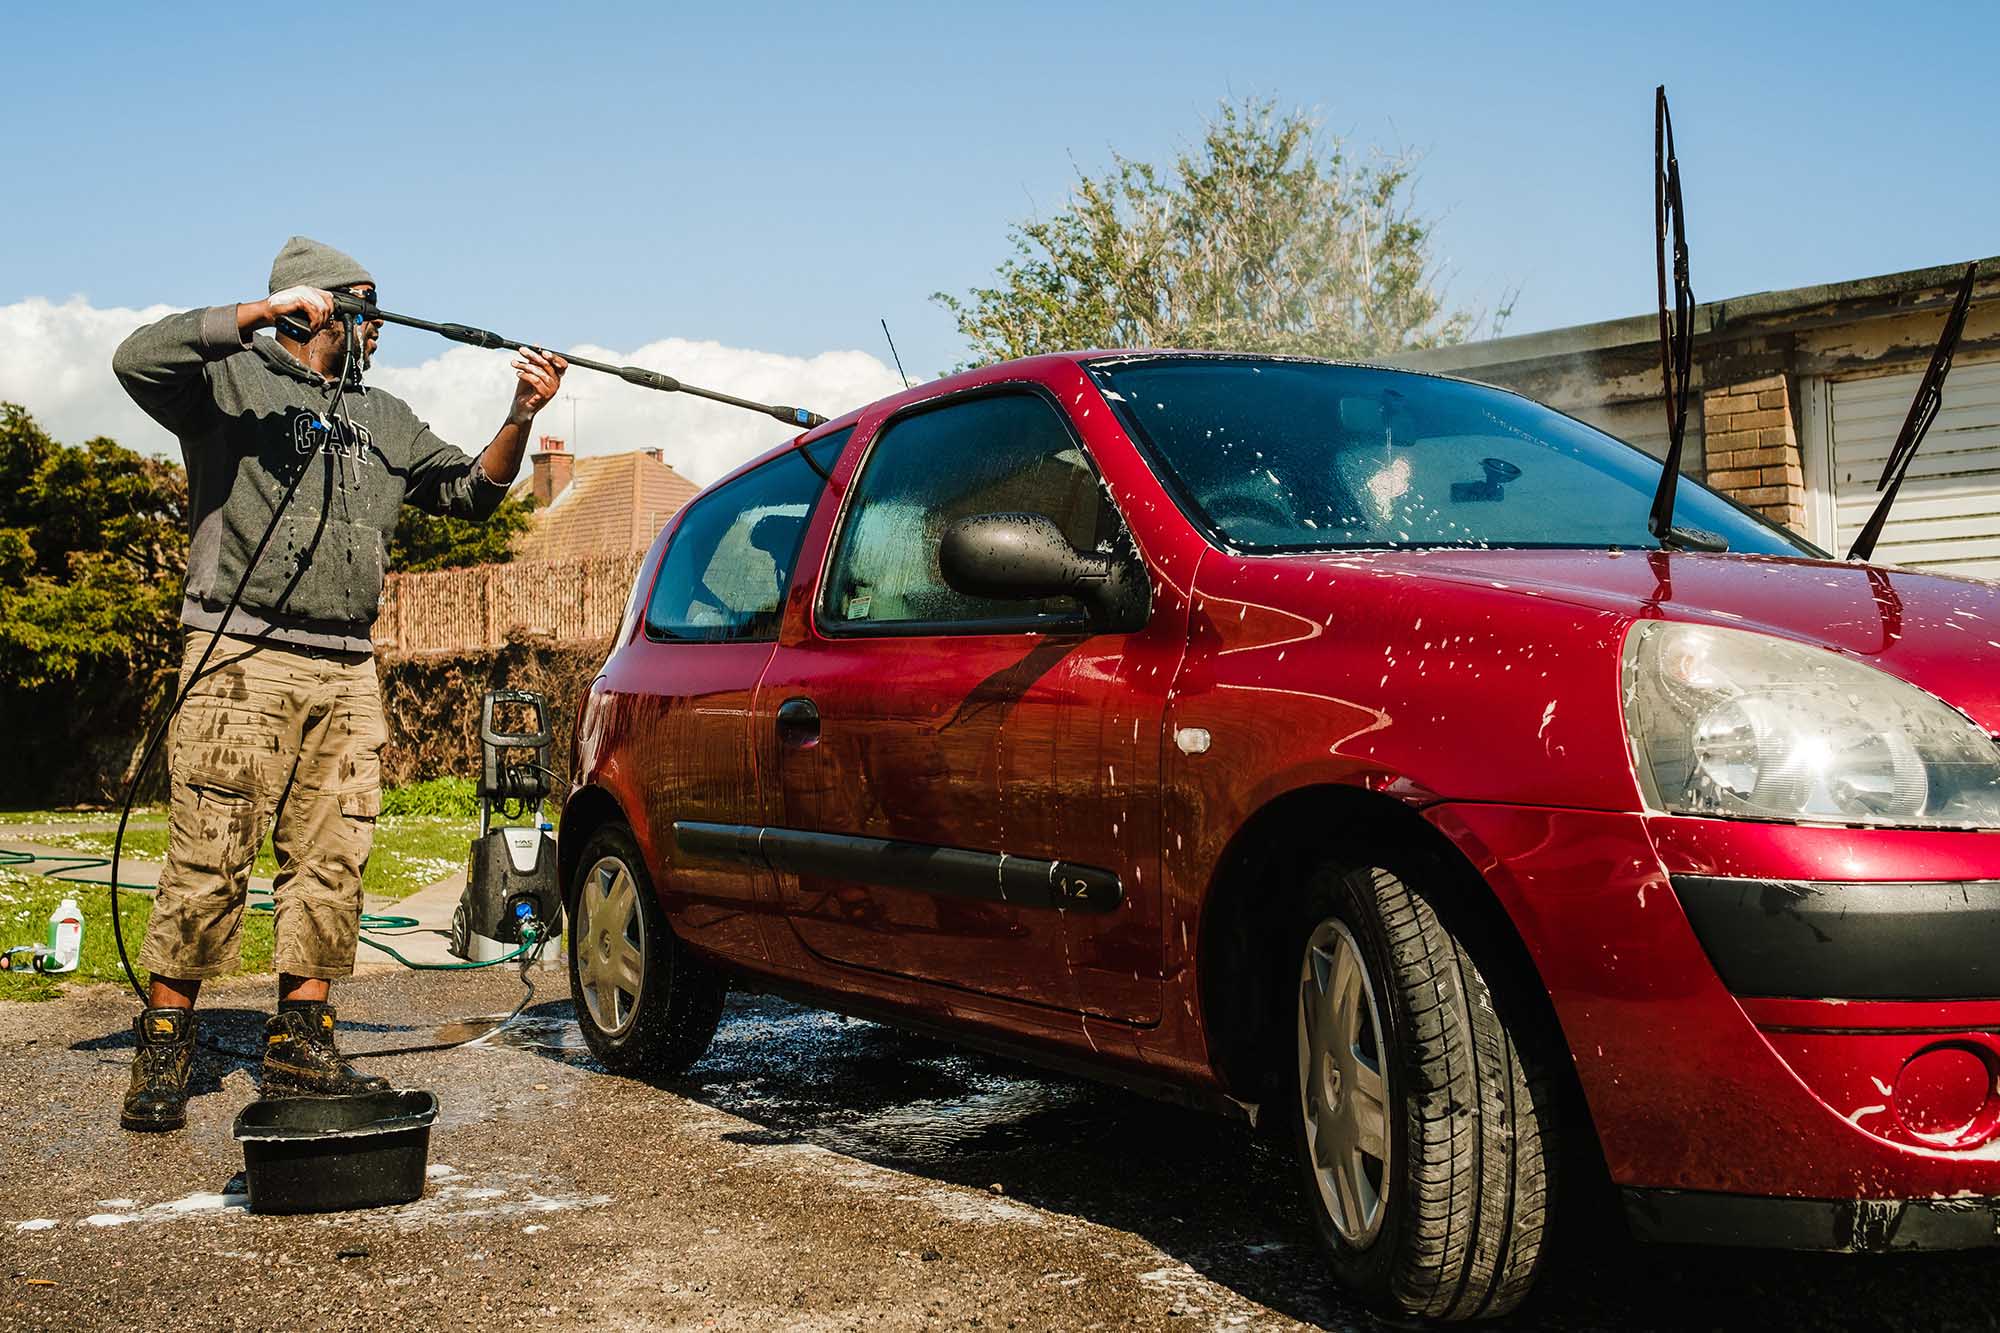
448, 690, 564, 964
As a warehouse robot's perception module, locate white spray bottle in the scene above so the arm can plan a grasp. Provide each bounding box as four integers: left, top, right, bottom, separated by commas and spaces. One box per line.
44, 897, 82, 974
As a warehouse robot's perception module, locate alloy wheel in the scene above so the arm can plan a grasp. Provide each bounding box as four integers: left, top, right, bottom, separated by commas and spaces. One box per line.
1298, 915, 1392, 1246
576, 855, 647, 1037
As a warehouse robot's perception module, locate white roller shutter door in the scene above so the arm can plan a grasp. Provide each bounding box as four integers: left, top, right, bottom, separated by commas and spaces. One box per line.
1829, 358, 2000, 579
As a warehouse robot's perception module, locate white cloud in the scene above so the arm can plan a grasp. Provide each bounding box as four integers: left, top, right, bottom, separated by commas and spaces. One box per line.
0, 297, 908, 486
0, 297, 184, 452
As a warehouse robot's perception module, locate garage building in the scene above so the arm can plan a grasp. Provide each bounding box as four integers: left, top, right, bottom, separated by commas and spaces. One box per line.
1394, 259, 2000, 579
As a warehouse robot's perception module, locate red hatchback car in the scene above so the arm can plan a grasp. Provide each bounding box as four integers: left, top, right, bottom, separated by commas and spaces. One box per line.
560, 351, 2000, 1321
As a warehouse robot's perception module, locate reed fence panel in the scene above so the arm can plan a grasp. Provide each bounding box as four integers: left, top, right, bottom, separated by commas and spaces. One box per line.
374, 552, 648, 658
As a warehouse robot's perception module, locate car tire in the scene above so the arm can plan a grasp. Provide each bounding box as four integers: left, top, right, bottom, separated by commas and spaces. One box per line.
1288, 853, 1554, 1322
567, 822, 726, 1075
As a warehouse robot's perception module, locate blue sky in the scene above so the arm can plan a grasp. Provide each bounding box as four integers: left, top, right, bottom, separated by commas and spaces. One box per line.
3, 1, 1993, 468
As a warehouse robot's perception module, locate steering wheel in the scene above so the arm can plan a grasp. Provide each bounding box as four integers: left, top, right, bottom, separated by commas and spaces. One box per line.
1201, 480, 1297, 537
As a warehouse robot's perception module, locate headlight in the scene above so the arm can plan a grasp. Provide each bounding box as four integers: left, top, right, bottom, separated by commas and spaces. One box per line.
1622, 621, 2000, 829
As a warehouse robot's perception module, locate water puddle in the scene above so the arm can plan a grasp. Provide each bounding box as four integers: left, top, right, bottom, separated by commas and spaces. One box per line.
429, 1010, 595, 1061
429, 1017, 503, 1045
411, 996, 1233, 1216
688, 1001, 1130, 1174
423, 995, 1134, 1171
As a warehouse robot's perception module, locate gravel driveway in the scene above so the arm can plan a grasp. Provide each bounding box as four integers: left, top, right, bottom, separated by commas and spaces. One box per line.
4, 967, 1995, 1330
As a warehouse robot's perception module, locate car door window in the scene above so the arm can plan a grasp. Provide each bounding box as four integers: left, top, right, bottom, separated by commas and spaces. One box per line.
645, 431, 850, 642
821, 392, 1121, 632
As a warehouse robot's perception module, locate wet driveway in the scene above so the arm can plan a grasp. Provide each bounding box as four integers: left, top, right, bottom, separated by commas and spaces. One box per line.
4, 967, 1997, 1330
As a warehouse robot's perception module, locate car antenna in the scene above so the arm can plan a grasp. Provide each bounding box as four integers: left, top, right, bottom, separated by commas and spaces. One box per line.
1646, 86, 1726, 554
881, 318, 911, 389
1846, 261, 1981, 563
327, 292, 828, 429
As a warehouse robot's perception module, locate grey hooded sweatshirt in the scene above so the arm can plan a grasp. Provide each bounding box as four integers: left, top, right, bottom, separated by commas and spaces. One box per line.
113, 261, 506, 653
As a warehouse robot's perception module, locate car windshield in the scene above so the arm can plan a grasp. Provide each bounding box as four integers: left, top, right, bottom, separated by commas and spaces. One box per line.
1087, 356, 1821, 556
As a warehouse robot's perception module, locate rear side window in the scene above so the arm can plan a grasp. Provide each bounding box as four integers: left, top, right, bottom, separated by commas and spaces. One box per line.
644, 430, 850, 642
821, 391, 1121, 633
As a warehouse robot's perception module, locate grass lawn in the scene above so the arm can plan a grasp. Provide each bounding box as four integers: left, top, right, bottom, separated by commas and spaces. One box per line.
22, 815, 475, 900
0, 812, 483, 1003
363, 816, 479, 897
0, 807, 163, 824
0, 783, 560, 1001
0, 871, 275, 1003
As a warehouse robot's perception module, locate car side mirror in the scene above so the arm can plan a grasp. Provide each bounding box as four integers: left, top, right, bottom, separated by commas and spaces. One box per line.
939, 513, 1150, 633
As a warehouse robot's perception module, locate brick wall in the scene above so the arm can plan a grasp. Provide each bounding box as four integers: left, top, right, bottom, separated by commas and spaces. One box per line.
1700, 375, 1807, 532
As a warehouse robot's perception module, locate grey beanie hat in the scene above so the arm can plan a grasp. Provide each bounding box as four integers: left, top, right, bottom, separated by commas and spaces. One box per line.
268, 235, 374, 295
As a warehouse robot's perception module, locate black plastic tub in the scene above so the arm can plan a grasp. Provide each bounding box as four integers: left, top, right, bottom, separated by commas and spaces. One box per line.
232, 1090, 438, 1215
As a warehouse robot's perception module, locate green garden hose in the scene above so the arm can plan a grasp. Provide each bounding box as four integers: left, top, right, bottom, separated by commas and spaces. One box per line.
0, 847, 154, 890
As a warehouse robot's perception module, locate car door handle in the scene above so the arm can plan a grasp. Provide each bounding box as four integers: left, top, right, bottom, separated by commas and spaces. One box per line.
776, 697, 820, 748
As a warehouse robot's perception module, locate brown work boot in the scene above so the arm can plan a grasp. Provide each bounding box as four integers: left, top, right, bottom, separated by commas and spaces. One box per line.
260, 1002, 390, 1097
121, 1007, 194, 1132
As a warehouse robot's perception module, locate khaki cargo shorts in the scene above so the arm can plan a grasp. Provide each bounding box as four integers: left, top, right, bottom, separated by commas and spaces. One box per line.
138, 634, 386, 981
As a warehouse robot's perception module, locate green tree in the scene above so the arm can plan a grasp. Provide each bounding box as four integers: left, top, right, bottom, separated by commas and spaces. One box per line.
935, 98, 1504, 367
0, 405, 185, 687
0, 404, 186, 801
389, 493, 536, 573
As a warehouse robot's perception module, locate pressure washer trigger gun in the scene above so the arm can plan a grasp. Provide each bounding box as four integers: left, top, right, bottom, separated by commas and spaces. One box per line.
275, 294, 371, 385
0, 944, 59, 974
329, 291, 379, 321
273, 295, 350, 343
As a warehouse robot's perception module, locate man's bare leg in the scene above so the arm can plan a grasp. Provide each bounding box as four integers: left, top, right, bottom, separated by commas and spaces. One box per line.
147, 975, 199, 1009
279, 975, 330, 1003
146, 974, 326, 1008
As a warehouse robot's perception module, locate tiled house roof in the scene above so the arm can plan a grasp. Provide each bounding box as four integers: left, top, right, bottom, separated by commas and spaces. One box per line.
511, 449, 701, 563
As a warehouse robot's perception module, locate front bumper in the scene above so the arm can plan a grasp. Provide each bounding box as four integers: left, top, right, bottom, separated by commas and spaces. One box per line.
1425, 803, 2000, 1217
1623, 1189, 2000, 1252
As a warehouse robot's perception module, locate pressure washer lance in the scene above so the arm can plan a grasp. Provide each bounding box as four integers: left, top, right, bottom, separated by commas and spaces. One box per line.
328, 292, 829, 429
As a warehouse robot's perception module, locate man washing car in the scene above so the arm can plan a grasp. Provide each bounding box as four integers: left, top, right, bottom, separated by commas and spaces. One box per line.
110, 236, 565, 1131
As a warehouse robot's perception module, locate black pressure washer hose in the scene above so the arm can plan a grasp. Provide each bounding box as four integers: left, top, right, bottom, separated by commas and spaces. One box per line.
102, 298, 831, 1011
106, 321, 365, 1002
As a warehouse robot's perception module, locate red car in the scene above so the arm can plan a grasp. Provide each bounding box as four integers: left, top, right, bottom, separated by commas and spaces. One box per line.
560, 351, 2000, 1321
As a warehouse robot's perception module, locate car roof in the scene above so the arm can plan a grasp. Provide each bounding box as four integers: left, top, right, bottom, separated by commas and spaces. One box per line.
715, 349, 1525, 492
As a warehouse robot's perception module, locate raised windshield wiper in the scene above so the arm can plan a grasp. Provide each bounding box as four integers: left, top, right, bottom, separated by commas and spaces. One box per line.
1646, 86, 1726, 554
1846, 261, 1980, 563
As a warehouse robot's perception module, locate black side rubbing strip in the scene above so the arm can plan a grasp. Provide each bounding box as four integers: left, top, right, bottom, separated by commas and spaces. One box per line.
674, 821, 1122, 914
1673, 875, 2000, 1001
1623, 1188, 2000, 1253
